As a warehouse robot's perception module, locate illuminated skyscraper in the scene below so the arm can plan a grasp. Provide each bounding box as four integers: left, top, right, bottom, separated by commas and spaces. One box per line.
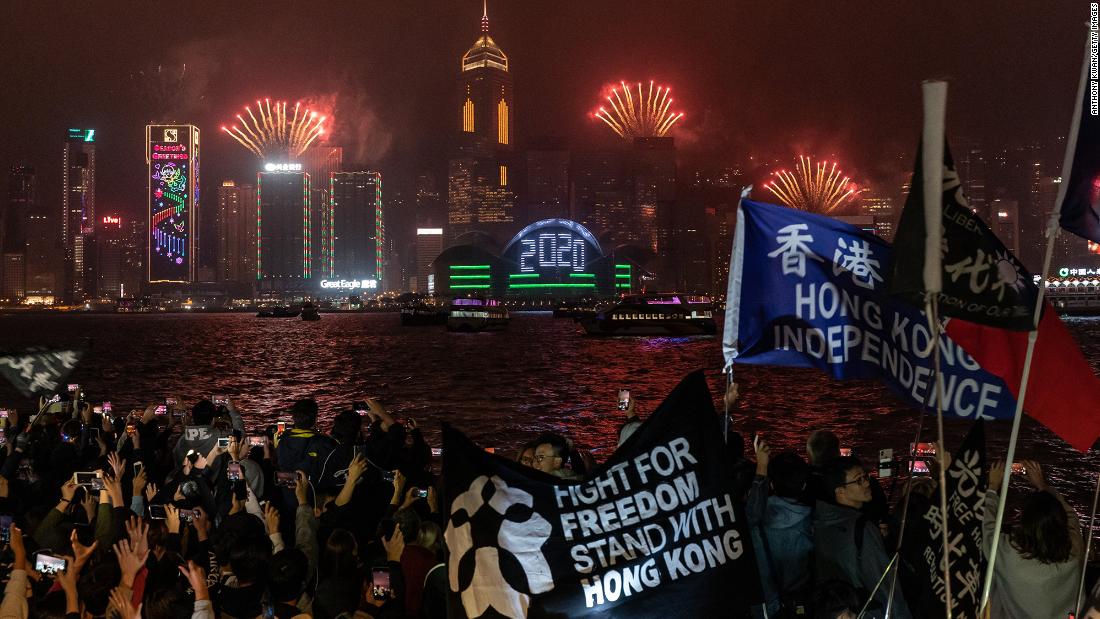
448, 1, 514, 238
571, 150, 629, 239
632, 137, 676, 255
861, 192, 896, 241
525, 147, 570, 220
257, 171, 311, 291
215, 181, 257, 283
2, 166, 35, 301
330, 171, 384, 285
146, 125, 199, 283
62, 128, 96, 301
414, 227, 443, 293
97, 214, 124, 299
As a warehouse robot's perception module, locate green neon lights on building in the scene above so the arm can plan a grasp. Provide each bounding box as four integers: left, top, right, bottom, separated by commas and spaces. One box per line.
508, 274, 539, 279
451, 284, 491, 289
450, 265, 491, 270
615, 264, 631, 269
568, 273, 595, 278
508, 283, 596, 289
449, 274, 490, 280
615, 274, 631, 279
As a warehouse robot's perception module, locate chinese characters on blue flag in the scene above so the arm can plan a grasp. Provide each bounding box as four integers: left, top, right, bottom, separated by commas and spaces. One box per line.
442, 370, 762, 618
724, 199, 1018, 420
889, 142, 1038, 330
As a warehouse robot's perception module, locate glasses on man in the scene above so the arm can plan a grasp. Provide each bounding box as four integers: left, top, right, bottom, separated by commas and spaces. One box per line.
519, 456, 534, 466
842, 472, 870, 486
533, 454, 559, 463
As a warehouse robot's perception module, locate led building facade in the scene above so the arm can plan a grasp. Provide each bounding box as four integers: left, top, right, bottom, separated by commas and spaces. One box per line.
330, 171, 383, 285
146, 125, 199, 283
257, 171, 311, 289
432, 218, 632, 298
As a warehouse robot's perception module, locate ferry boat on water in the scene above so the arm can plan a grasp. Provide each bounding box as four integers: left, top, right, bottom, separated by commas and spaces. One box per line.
579, 294, 716, 336
446, 298, 510, 332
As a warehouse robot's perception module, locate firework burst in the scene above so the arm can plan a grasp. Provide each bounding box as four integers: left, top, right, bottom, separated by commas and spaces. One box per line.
764, 156, 860, 214
221, 99, 328, 158
594, 80, 684, 139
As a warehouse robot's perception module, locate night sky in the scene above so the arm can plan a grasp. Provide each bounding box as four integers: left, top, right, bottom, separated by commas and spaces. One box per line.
0, 0, 1084, 219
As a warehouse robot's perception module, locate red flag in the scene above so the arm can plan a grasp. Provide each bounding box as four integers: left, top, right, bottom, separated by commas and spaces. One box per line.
945, 304, 1100, 452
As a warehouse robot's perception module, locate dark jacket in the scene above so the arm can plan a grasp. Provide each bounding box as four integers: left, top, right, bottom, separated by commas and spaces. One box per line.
276, 428, 338, 482
747, 475, 813, 615
814, 501, 911, 619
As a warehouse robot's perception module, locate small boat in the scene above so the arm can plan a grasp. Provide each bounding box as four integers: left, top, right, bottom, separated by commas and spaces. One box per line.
579, 294, 716, 336
256, 306, 301, 318
301, 304, 321, 321
447, 298, 509, 332
400, 304, 447, 326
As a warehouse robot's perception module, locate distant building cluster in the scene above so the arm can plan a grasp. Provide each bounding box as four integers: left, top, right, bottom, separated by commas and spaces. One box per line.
0, 7, 1090, 307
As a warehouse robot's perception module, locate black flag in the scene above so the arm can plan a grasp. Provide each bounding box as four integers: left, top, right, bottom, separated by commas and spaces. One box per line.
1058, 34, 1100, 244
889, 142, 1038, 330
902, 421, 987, 619
441, 370, 761, 618
0, 347, 83, 397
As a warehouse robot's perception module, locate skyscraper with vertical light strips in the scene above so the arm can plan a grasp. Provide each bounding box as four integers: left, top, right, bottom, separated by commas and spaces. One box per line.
448, 1, 514, 239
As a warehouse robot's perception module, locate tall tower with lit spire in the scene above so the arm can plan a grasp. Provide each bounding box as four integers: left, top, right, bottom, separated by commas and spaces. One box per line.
448, 0, 515, 238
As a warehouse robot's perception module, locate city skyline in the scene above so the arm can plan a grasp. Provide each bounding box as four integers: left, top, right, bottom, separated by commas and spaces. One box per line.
0, 1, 1083, 223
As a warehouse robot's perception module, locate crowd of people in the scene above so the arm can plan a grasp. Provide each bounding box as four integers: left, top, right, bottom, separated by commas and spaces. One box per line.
0, 384, 1093, 619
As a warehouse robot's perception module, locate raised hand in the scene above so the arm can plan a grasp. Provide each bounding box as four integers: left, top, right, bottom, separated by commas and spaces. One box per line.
69, 529, 98, 570
753, 434, 770, 476
179, 560, 210, 601
724, 381, 740, 411
347, 454, 368, 481
109, 586, 142, 619
10, 525, 26, 570
383, 525, 406, 562
60, 479, 78, 503
107, 452, 126, 481
144, 481, 159, 504
124, 516, 149, 557
164, 504, 181, 535
294, 470, 308, 505
1021, 459, 1047, 491
113, 539, 148, 588
263, 503, 280, 535
132, 469, 147, 498
989, 460, 1006, 493
191, 505, 210, 540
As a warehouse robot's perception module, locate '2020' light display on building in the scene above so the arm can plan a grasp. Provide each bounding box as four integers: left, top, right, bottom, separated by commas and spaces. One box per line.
146, 125, 199, 282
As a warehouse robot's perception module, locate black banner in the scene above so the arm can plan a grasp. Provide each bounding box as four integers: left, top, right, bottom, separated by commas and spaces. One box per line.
441, 370, 761, 618
889, 142, 1038, 330
908, 421, 987, 619
0, 348, 83, 397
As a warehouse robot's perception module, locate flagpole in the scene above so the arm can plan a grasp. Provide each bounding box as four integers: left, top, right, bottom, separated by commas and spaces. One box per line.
927, 300, 954, 619
979, 29, 1091, 614
1075, 471, 1100, 618
884, 404, 931, 615
916, 78, 953, 619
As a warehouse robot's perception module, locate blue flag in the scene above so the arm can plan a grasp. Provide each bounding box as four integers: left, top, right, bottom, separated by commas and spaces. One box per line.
723, 199, 1018, 420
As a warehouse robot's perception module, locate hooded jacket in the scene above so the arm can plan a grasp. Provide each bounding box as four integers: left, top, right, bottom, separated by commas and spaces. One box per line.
814, 500, 911, 619
747, 475, 813, 615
